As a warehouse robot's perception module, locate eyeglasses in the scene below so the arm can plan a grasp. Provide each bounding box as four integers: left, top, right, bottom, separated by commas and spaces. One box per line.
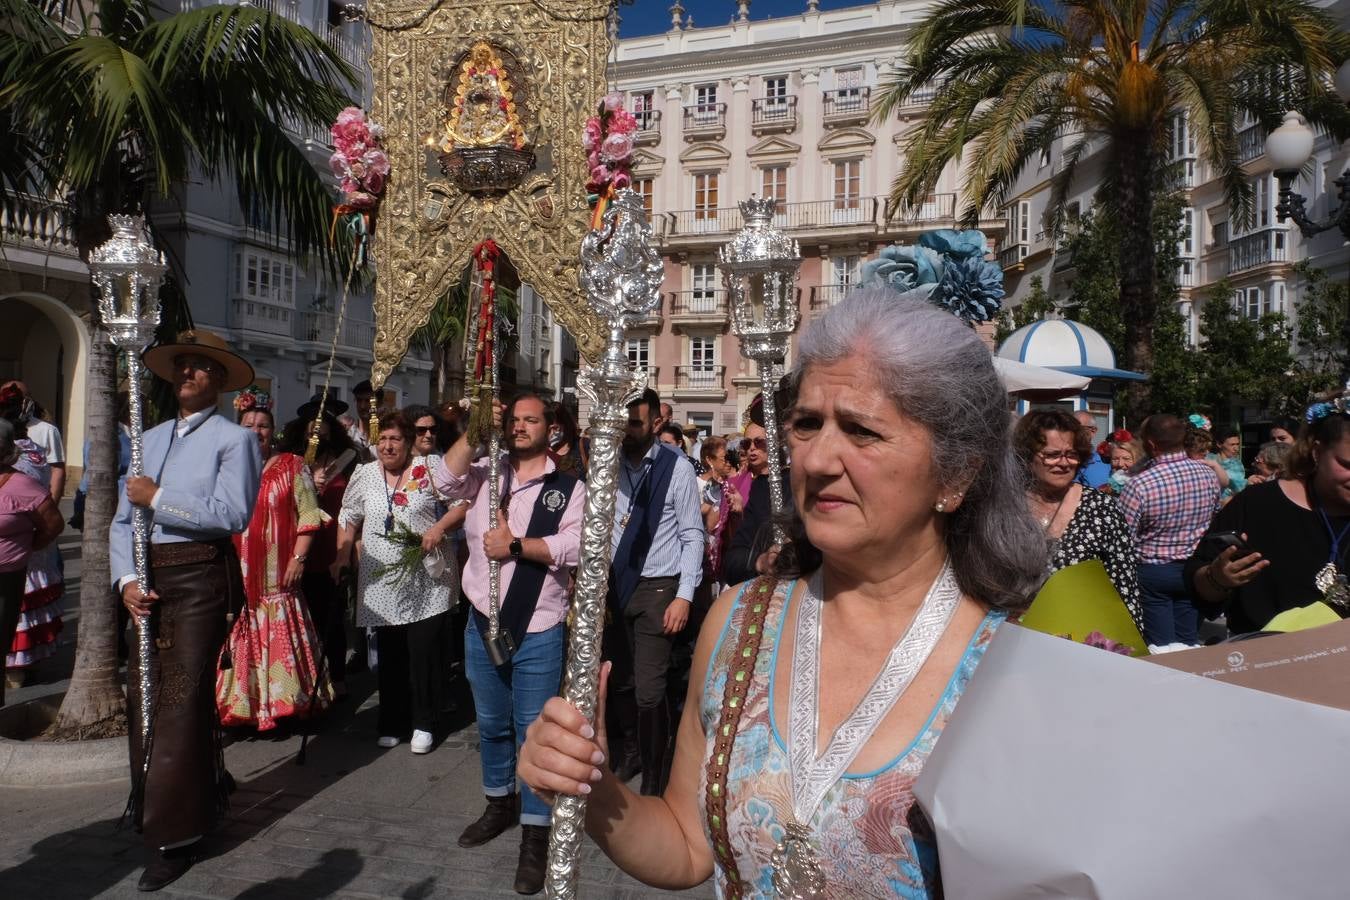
739, 437, 768, 452
414, 426, 436, 435
1037, 450, 1081, 464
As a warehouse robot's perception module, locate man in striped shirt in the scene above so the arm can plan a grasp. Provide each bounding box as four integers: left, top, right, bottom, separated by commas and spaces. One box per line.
1120, 414, 1222, 647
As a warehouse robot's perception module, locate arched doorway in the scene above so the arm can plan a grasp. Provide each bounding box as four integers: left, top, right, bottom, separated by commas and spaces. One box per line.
0, 293, 90, 487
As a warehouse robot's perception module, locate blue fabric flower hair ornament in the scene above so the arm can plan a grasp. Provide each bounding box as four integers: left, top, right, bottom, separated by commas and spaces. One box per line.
860, 228, 1005, 324
1306, 400, 1344, 424
1187, 413, 1211, 431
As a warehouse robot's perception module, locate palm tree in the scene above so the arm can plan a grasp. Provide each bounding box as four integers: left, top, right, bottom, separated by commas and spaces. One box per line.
876, 0, 1350, 420
1, 0, 357, 734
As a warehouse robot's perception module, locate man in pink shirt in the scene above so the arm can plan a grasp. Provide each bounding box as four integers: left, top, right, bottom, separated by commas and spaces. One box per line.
432, 394, 584, 895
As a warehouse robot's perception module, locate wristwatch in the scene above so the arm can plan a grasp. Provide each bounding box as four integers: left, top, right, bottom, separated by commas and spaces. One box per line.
509, 538, 523, 559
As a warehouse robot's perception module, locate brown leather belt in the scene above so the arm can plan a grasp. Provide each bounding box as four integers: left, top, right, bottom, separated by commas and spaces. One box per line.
149, 538, 234, 569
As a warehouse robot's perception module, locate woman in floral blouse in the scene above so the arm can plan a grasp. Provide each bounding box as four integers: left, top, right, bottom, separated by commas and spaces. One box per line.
335, 411, 461, 754
1015, 410, 1144, 631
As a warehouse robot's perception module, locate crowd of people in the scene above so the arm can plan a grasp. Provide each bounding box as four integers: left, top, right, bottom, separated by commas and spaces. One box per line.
4, 288, 1344, 896
86, 323, 791, 893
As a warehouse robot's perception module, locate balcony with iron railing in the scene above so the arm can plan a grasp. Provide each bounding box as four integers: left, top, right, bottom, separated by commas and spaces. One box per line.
669, 289, 729, 328
673, 365, 727, 399
299, 308, 376, 354
822, 88, 870, 125
1237, 123, 1267, 165
1228, 228, 1289, 273
634, 109, 662, 145
683, 103, 727, 140
896, 84, 938, 111
1054, 240, 1077, 272
663, 194, 959, 243
751, 97, 797, 134
880, 193, 958, 228
809, 284, 851, 310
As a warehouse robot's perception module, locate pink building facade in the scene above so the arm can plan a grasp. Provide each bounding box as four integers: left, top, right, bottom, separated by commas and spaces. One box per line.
606, 0, 1004, 436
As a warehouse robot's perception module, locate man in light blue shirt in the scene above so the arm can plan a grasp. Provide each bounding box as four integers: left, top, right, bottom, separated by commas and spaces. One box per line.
605, 388, 704, 796
110, 330, 260, 892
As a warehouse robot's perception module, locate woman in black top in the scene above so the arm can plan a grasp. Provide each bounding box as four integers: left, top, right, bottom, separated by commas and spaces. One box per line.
1186, 411, 1350, 634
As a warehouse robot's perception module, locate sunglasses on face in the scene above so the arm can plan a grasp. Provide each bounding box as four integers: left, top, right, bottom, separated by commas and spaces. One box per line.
739, 437, 768, 452
414, 426, 436, 435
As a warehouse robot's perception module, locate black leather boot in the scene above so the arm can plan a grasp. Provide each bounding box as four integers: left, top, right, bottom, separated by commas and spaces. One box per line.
457, 794, 519, 848
514, 824, 549, 894
137, 846, 194, 892
637, 699, 671, 796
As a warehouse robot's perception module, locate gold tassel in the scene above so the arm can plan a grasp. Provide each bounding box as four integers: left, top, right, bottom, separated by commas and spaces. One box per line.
303, 420, 321, 466
369, 406, 380, 446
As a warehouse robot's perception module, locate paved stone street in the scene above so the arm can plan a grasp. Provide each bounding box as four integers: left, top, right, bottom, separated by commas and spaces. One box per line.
0, 511, 715, 898
0, 674, 716, 899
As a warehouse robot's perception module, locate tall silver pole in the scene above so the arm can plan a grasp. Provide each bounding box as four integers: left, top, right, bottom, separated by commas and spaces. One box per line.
757, 354, 788, 545
484, 272, 504, 646
89, 215, 166, 789
545, 190, 664, 899
125, 352, 155, 750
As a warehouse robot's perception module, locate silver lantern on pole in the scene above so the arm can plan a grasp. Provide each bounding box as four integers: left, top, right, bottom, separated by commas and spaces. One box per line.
545, 189, 664, 899
90, 214, 166, 791
719, 197, 801, 544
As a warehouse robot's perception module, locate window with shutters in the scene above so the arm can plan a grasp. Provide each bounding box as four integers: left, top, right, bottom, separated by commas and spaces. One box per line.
832, 160, 862, 223
627, 337, 650, 370
694, 172, 719, 219
761, 166, 788, 206
634, 177, 654, 215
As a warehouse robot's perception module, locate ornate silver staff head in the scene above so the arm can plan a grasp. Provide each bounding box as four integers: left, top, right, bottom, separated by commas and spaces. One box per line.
719, 198, 801, 544
579, 189, 665, 381
719, 197, 801, 361
580, 188, 665, 323
90, 215, 167, 348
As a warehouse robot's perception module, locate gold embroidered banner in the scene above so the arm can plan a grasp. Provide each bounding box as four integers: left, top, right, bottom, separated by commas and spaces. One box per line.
365, 0, 611, 390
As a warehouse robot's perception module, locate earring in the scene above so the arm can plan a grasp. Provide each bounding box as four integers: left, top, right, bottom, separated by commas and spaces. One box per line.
935, 498, 947, 512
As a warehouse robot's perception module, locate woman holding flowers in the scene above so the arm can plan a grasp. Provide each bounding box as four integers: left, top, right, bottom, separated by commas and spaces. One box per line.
335, 411, 460, 754
216, 390, 333, 730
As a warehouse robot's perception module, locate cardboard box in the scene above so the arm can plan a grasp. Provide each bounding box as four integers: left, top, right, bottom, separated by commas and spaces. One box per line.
1144, 616, 1350, 712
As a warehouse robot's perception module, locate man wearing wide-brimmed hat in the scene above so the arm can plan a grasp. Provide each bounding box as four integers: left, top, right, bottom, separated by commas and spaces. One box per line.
110, 329, 262, 891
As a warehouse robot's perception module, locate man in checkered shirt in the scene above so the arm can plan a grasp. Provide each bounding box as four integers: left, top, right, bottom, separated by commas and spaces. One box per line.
1120, 414, 1222, 646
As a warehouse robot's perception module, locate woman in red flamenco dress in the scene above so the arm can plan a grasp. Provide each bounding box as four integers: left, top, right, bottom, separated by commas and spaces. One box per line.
217, 393, 333, 730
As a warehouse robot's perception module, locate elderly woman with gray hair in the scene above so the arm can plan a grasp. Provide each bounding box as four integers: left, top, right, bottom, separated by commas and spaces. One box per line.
519, 289, 1047, 897
0, 419, 64, 706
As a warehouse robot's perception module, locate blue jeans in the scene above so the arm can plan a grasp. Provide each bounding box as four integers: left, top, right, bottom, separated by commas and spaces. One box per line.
1138, 561, 1198, 646
464, 618, 565, 826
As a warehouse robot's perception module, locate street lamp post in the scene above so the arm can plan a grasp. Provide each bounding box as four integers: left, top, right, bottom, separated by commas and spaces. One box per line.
1266, 60, 1350, 381
719, 198, 802, 544
89, 214, 166, 805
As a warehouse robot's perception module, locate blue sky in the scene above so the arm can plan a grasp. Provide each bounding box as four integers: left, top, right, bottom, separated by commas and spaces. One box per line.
619, 0, 866, 38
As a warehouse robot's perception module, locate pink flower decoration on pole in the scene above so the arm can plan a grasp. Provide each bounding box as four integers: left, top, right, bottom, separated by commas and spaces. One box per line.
582, 93, 639, 212
329, 106, 389, 209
